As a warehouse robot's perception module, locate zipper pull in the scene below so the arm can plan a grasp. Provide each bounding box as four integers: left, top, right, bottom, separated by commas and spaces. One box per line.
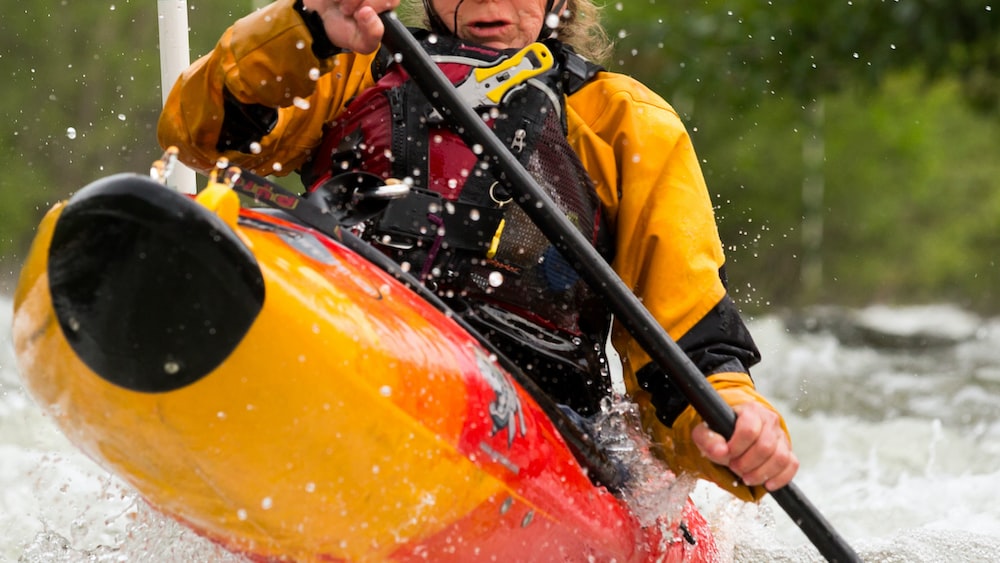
511, 129, 526, 153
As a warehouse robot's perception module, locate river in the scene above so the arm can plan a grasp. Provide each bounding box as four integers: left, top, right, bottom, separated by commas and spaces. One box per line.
2, 296, 999, 561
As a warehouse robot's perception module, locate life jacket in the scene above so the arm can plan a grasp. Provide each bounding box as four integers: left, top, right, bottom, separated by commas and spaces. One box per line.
302, 31, 615, 414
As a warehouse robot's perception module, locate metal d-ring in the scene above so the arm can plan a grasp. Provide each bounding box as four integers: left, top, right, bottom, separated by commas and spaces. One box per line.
489, 182, 513, 207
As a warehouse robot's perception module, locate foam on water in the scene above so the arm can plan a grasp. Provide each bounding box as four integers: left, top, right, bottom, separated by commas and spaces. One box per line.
1, 296, 247, 562
3, 296, 999, 561
717, 309, 1000, 561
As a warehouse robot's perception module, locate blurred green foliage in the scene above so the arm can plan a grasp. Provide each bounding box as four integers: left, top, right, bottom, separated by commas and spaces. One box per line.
1, 1, 998, 312
605, 0, 1000, 312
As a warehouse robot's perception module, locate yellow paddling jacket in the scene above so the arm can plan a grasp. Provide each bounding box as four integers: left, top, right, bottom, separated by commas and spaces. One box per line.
158, 0, 788, 502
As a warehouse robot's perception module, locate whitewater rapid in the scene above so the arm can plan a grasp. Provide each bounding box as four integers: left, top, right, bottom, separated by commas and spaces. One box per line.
2, 296, 999, 561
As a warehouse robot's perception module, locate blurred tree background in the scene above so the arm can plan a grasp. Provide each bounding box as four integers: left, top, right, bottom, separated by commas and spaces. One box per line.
1, 0, 998, 313
605, 0, 1000, 312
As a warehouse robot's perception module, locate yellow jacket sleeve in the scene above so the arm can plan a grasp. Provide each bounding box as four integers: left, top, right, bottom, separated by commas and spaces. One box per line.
157, 0, 377, 175
567, 74, 788, 502
567, 73, 727, 346
639, 374, 789, 502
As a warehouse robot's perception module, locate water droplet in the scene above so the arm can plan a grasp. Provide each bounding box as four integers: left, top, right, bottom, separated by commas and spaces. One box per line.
305, 482, 316, 493
164, 361, 180, 374
380, 385, 392, 397
237, 509, 248, 521
488, 271, 504, 287
66, 127, 77, 140
308, 67, 321, 81
261, 497, 273, 510
249, 142, 262, 154
545, 13, 560, 29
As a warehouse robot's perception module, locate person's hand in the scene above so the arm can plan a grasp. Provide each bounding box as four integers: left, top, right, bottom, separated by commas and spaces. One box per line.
302, 0, 399, 54
691, 401, 799, 491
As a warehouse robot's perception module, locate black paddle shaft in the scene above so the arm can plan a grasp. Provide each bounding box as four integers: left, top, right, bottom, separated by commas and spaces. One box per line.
377, 11, 860, 563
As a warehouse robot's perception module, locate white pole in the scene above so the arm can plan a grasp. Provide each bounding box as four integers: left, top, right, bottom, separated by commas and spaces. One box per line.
156, 0, 197, 194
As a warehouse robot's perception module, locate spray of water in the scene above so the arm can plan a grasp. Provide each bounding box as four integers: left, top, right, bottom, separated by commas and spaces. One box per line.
588, 396, 697, 528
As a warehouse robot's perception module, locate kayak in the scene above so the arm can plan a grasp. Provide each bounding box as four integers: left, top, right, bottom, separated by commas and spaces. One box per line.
11, 170, 718, 562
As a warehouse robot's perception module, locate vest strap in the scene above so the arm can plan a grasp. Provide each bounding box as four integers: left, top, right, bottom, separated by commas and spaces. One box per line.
374, 189, 505, 253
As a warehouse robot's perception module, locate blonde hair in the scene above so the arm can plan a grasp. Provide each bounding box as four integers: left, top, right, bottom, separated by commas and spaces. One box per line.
403, 0, 614, 64
556, 0, 613, 64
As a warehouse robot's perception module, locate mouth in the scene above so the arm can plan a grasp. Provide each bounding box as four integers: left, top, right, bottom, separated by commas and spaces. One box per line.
470, 20, 510, 31
469, 20, 510, 35
460, 17, 516, 47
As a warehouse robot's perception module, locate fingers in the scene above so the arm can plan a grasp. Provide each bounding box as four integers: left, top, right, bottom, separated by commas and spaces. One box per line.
303, 0, 398, 54
303, 0, 392, 13
348, 6, 385, 54
692, 401, 800, 492
691, 420, 731, 464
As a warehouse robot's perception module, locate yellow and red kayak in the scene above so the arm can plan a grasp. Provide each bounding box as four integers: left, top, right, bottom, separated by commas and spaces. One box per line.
12, 172, 717, 562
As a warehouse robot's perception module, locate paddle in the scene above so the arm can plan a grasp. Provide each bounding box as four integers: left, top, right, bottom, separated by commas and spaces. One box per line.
375, 11, 860, 563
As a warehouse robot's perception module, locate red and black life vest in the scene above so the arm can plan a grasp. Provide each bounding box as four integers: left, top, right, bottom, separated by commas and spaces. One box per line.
303, 31, 615, 414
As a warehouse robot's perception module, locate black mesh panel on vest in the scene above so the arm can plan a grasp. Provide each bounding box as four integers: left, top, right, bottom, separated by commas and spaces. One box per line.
302, 31, 615, 414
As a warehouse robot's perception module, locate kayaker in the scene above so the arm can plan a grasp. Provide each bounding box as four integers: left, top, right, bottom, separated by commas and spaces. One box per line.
158, 0, 799, 502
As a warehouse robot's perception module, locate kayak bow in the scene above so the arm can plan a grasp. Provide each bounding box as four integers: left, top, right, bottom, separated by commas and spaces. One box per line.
12, 172, 716, 562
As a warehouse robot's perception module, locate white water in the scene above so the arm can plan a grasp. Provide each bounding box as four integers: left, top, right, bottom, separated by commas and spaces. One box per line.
2, 296, 999, 561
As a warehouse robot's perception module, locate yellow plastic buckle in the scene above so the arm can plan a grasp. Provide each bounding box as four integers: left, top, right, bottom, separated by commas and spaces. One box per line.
453, 43, 555, 108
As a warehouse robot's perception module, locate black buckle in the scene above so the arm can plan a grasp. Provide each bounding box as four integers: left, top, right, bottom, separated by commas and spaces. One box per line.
376, 190, 505, 252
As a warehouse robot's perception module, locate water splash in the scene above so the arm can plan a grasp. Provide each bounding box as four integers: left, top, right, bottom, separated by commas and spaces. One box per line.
588, 397, 696, 527
17, 484, 248, 563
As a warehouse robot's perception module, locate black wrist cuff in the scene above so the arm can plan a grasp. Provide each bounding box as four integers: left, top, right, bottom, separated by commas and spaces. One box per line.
216, 87, 279, 154
293, 0, 351, 58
